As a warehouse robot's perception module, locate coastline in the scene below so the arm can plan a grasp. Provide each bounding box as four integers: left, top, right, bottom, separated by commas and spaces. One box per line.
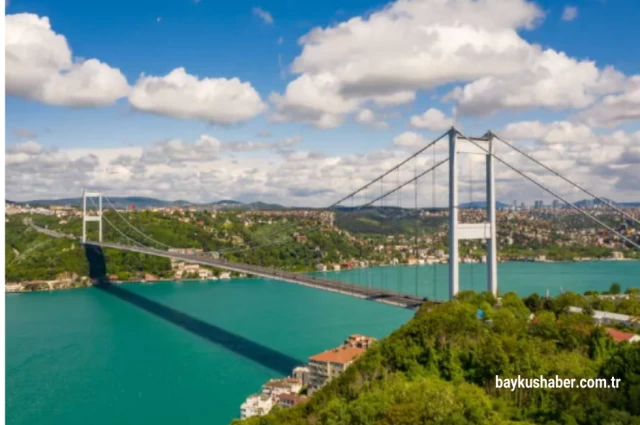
6, 258, 638, 294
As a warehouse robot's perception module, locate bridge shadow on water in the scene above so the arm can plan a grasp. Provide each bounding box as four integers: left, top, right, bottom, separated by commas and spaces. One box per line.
84, 244, 301, 375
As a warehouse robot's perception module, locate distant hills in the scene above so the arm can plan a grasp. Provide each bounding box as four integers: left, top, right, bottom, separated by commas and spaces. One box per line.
459, 201, 510, 209
11, 196, 285, 210
574, 198, 640, 208
8, 196, 640, 211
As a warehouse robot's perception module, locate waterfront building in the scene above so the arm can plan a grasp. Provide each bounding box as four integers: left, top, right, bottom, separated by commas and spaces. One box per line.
315, 264, 327, 272
262, 378, 302, 397
292, 366, 310, 386
240, 394, 275, 419
344, 334, 376, 349
308, 345, 366, 390
278, 393, 309, 409
611, 251, 625, 260
198, 269, 212, 279
5, 283, 24, 293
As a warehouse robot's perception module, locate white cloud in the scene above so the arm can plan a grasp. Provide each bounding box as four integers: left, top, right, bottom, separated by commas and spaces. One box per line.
5, 13, 130, 106
446, 59, 625, 116
269, 73, 358, 128
410, 108, 454, 132
269, 0, 627, 126
129, 67, 266, 124
252, 7, 274, 24
499, 120, 596, 143
355, 108, 388, 129
561, 6, 578, 22
6, 126, 640, 205
579, 75, 640, 128
393, 131, 430, 150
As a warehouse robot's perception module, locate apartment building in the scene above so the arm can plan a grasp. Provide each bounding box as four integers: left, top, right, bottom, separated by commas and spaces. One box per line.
308, 345, 366, 390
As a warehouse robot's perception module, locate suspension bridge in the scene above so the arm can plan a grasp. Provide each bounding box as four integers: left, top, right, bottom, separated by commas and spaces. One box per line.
33, 128, 640, 309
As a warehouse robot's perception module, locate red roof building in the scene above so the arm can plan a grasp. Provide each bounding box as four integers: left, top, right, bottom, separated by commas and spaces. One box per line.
605, 327, 640, 343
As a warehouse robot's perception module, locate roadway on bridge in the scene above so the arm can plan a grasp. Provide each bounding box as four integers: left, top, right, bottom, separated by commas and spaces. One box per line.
31, 223, 425, 310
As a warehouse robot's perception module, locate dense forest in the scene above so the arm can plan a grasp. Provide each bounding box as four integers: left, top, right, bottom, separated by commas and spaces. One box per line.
235, 291, 640, 425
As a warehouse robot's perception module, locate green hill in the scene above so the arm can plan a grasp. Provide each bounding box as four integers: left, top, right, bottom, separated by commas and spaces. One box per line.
234, 291, 640, 425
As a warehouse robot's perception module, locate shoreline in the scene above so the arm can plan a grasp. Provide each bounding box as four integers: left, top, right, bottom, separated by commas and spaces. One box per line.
6, 258, 639, 294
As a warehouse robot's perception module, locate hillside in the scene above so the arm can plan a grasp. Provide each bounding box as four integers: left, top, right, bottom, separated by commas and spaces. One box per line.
235, 292, 640, 425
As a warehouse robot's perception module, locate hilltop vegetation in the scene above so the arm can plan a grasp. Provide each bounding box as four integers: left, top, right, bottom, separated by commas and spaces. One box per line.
5, 209, 366, 282
235, 292, 640, 425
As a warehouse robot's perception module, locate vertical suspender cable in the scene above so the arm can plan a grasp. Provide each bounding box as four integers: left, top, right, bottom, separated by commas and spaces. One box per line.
469, 155, 474, 292
397, 167, 402, 295
381, 177, 386, 292
432, 143, 437, 300
414, 157, 419, 297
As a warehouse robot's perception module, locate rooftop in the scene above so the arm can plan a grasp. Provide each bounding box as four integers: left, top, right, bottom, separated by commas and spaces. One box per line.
309, 345, 366, 365
605, 327, 639, 342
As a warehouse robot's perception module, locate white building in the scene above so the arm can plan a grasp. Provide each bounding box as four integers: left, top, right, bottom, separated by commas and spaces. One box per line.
262, 378, 302, 397
292, 366, 310, 386
219, 272, 231, 279
611, 251, 625, 260
568, 306, 640, 329
198, 269, 212, 279
240, 394, 275, 419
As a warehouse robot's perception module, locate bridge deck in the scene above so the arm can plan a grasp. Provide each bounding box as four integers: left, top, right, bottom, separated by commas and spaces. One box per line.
31, 224, 425, 309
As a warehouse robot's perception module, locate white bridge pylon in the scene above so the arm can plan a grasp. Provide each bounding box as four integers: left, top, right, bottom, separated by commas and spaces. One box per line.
448, 128, 498, 299
82, 190, 103, 243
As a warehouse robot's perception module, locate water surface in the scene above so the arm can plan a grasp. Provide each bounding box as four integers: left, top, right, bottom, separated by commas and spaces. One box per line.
6, 261, 639, 425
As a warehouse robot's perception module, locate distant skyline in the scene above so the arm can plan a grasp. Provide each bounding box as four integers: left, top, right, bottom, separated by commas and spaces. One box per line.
5, 0, 640, 206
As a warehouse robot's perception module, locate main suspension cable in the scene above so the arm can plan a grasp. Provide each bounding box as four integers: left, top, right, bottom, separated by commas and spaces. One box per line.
492, 133, 640, 226
87, 197, 146, 248
328, 130, 450, 209
458, 131, 640, 250
358, 158, 449, 209
103, 196, 173, 249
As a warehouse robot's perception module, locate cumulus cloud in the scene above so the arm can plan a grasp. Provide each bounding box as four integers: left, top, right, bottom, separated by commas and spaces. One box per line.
129, 67, 266, 124
562, 6, 578, 22
6, 125, 640, 206
579, 76, 640, 128
499, 120, 596, 143
252, 7, 274, 24
446, 61, 625, 116
410, 108, 454, 132
355, 108, 388, 129
269, 0, 629, 127
5, 13, 130, 106
137, 134, 302, 165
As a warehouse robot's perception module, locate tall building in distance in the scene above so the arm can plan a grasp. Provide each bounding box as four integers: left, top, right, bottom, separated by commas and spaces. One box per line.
534, 200, 544, 209
552, 200, 560, 209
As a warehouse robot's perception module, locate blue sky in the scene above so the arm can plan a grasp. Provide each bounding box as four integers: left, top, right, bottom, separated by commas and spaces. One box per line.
5, 0, 640, 204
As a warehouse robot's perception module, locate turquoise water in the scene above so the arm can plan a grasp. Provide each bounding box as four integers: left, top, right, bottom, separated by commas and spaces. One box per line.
6, 262, 640, 425
318, 261, 640, 300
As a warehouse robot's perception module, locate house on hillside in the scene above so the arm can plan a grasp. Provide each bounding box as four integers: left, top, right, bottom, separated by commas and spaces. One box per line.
605, 328, 640, 343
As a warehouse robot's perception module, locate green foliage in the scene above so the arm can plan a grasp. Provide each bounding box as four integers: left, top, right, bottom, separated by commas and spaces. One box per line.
6, 210, 371, 281
608, 283, 622, 295
238, 294, 640, 425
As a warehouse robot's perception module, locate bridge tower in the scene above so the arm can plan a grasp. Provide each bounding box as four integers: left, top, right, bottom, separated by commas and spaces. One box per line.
448, 129, 498, 299
82, 190, 103, 243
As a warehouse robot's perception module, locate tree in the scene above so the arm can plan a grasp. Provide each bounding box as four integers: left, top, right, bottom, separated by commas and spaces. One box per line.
609, 282, 622, 295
